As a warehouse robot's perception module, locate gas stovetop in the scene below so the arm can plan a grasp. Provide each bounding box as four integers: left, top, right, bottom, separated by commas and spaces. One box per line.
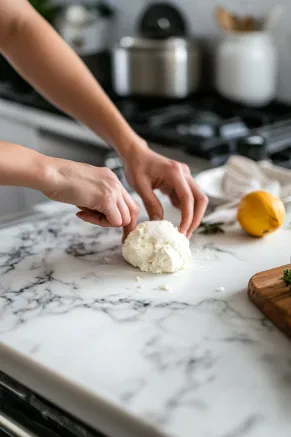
115, 94, 291, 168
1, 82, 291, 168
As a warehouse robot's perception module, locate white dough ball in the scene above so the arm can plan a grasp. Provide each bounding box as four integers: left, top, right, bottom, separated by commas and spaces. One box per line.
122, 220, 191, 274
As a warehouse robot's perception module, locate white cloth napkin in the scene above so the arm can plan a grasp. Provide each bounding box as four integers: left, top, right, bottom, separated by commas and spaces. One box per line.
203, 155, 291, 224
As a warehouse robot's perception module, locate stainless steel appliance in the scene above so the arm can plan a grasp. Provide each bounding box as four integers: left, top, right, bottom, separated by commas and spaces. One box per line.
0, 372, 105, 437
112, 37, 201, 98
112, 2, 201, 98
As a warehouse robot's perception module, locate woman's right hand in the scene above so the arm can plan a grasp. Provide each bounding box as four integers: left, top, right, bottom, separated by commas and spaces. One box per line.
42, 157, 140, 232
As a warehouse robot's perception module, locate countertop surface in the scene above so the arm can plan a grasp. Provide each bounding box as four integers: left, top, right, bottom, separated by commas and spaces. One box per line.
0, 97, 107, 147
1, 198, 291, 437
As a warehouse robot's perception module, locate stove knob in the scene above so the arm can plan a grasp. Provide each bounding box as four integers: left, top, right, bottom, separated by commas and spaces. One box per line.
237, 135, 266, 161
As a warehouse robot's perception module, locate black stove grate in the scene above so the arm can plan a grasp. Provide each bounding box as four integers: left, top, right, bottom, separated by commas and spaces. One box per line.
1, 82, 291, 168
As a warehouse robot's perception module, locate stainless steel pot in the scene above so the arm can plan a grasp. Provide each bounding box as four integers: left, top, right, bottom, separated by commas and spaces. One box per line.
112, 36, 201, 98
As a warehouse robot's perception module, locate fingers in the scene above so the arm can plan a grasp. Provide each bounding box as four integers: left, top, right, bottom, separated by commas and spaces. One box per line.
169, 191, 180, 209
99, 193, 132, 228
163, 163, 208, 238
77, 203, 123, 227
76, 211, 113, 227
137, 179, 164, 221
122, 190, 140, 241
102, 204, 123, 227
172, 170, 194, 236
77, 189, 140, 235
186, 176, 209, 238
117, 197, 131, 227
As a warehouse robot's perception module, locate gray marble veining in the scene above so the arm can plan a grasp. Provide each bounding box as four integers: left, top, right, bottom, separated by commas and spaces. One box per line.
1, 199, 291, 437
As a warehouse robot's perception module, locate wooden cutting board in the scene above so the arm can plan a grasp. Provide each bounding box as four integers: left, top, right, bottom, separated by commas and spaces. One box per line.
248, 264, 291, 338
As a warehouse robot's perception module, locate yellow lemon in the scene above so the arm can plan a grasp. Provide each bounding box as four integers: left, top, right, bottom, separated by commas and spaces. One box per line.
237, 191, 285, 237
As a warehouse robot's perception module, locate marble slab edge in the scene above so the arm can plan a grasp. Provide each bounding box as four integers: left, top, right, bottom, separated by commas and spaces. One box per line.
0, 343, 167, 437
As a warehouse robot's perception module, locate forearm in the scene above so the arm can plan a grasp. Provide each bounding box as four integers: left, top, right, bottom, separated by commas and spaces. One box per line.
0, 0, 145, 158
0, 141, 49, 190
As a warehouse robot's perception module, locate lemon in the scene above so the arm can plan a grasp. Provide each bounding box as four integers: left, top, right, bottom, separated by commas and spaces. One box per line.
237, 191, 285, 237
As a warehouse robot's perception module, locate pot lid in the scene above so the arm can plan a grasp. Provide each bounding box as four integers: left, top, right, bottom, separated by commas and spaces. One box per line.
138, 2, 187, 39
117, 36, 196, 50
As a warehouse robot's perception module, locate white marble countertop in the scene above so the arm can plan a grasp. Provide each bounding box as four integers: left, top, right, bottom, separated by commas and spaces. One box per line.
1, 198, 291, 437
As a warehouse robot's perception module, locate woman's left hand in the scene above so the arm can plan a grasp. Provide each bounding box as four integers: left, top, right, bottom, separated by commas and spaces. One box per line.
123, 145, 208, 239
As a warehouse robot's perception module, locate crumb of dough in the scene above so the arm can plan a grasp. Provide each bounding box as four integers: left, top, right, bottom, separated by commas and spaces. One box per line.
159, 284, 170, 291
216, 286, 225, 292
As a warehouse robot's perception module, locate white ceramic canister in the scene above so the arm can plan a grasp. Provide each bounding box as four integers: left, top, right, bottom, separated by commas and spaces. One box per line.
216, 31, 278, 107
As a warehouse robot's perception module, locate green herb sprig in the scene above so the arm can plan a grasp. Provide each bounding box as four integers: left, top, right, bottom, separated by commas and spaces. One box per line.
282, 269, 291, 287
198, 222, 225, 235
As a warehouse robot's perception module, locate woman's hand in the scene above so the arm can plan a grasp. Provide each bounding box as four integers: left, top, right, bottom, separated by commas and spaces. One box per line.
123, 145, 208, 238
43, 158, 140, 231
